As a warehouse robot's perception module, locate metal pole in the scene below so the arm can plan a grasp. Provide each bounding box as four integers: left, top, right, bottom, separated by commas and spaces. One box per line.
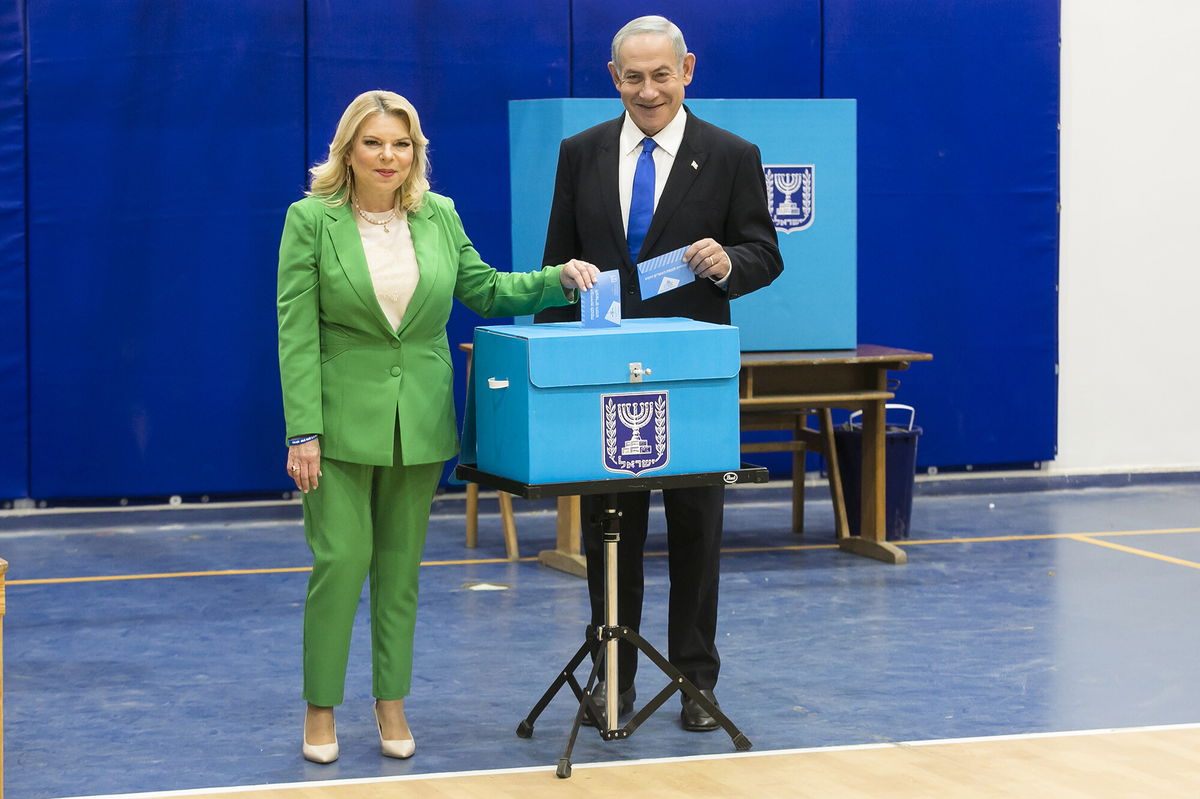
603, 499, 620, 731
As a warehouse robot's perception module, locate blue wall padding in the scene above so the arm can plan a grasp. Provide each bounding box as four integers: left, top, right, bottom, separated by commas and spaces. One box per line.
306, 0, 571, 487
0, 1, 27, 499
307, 0, 569, 270
7, 1, 1061, 499
26, 1, 305, 498
570, 1, 822, 100
824, 0, 1060, 466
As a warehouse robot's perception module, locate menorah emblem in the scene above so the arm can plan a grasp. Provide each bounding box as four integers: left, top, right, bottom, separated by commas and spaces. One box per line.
618, 401, 654, 456
763, 165, 815, 233
772, 170, 803, 216
602, 391, 670, 475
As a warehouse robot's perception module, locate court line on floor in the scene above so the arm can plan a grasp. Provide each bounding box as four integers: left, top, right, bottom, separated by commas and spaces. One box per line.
892, 527, 1200, 546
690, 526, 1200, 556
1067, 533, 1200, 570
50, 721, 1200, 799
4, 558, 539, 586
8, 527, 1198, 586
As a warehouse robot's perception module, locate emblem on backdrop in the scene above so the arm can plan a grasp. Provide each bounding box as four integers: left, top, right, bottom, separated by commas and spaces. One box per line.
601, 391, 670, 475
764, 165, 814, 233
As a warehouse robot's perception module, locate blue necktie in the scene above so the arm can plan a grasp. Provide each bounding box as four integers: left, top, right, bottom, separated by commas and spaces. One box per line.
627, 138, 657, 261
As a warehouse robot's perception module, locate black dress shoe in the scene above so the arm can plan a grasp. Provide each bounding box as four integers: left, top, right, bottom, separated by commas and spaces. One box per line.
582, 682, 635, 728
680, 688, 721, 732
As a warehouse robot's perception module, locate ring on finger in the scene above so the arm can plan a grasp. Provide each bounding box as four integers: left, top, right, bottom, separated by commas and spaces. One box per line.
289, 465, 299, 472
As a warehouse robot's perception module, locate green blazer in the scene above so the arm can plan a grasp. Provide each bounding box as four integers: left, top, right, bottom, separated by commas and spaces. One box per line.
278, 192, 573, 466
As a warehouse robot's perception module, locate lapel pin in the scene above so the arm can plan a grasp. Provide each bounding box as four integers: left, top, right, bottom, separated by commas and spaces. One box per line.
691, 160, 699, 170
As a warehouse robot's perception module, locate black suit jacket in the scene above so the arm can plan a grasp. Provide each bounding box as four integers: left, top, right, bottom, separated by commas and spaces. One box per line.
535, 108, 783, 324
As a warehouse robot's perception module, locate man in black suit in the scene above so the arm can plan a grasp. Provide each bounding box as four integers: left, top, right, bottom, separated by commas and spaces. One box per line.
536, 15, 783, 730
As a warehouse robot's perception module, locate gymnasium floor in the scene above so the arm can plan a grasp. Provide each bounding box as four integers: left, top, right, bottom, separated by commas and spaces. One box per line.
2, 477, 1198, 798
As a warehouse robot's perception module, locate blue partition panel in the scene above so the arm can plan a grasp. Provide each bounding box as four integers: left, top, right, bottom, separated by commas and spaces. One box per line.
824, 0, 1060, 467
0, 0, 26, 499
570, 1, 822, 101
510, 98, 857, 350
27, 2, 305, 498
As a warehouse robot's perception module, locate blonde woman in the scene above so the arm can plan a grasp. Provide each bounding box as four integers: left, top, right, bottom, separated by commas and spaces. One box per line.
278, 90, 597, 763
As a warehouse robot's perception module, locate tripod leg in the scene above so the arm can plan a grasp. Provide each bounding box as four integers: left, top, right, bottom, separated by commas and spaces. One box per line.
517, 639, 595, 738
557, 645, 607, 778
619, 627, 753, 750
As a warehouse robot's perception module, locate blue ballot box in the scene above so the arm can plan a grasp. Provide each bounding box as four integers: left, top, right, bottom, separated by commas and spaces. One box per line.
466, 318, 741, 484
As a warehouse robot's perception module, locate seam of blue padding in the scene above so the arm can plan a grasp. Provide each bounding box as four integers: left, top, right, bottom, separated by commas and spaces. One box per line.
303, 0, 310, 184
819, 0, 825, 98
21, 0, 31, 499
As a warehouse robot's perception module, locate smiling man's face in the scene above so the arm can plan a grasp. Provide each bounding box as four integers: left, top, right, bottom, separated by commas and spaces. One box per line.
608, 33, 695, 137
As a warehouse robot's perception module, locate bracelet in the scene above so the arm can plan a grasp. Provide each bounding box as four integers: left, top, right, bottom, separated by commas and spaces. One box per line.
288, 434, 319, 446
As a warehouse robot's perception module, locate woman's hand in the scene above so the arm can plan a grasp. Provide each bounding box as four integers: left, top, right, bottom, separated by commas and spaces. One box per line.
286, 438, 322, 493
559, 259, 602, 292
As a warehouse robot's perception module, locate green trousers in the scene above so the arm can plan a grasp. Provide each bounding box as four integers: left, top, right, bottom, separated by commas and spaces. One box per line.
301, 448, 442, 707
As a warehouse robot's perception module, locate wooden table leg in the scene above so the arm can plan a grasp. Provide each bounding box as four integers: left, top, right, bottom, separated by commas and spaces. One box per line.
466, 483, 520, 560
820, 408, 851, 540
465, 482, 479, 548
538, 496, 586, 578
838, 398, 907, 564
791, 414, 806, 534
498, 492, 519, 560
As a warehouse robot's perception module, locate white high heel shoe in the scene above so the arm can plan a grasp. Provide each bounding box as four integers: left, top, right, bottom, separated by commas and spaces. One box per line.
375, 702, 415, 759
302, 707, 339, 764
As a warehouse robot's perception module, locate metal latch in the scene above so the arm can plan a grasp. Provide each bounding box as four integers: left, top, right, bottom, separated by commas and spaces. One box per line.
629, 362, 652, 383
487, 377, 509, 389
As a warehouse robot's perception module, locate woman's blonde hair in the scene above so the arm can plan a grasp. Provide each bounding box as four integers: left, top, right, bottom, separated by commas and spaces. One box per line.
307, 90, 431, 211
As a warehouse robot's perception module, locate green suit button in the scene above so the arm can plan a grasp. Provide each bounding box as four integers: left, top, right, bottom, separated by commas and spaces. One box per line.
390, 366, 401, 377
390, 340, 401, 349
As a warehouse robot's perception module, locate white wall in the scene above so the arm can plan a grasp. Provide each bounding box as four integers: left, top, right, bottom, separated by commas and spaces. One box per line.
1055, 0, 1200, 473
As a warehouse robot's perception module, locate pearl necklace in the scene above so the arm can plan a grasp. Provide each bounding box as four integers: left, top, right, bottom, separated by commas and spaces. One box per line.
353, 199, 397, 233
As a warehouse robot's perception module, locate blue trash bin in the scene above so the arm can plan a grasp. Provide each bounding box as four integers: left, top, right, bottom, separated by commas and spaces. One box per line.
832, 404, 922, 541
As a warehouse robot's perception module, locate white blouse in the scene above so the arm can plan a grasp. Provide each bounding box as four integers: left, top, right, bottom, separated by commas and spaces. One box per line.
355, 207, 420, 331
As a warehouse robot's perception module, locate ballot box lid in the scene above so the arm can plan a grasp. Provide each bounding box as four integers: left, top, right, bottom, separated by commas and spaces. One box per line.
474, 317, 740, 389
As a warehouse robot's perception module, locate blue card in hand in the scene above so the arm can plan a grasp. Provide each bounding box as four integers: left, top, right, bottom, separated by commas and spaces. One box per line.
581, 270, 622, 328
636, 245, 695, 298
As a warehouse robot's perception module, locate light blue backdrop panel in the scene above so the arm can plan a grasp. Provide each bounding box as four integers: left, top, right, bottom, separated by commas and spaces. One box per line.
509, 98, 856, 350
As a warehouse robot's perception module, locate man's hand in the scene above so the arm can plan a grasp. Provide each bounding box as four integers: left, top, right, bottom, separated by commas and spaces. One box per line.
684, 239, 731, 281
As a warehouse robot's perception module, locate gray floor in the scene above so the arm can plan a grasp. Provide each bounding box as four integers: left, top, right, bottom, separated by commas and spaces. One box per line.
2, 477, 1199, 797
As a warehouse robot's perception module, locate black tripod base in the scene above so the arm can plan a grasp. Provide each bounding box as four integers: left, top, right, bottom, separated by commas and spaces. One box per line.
518, 624, 752, 778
